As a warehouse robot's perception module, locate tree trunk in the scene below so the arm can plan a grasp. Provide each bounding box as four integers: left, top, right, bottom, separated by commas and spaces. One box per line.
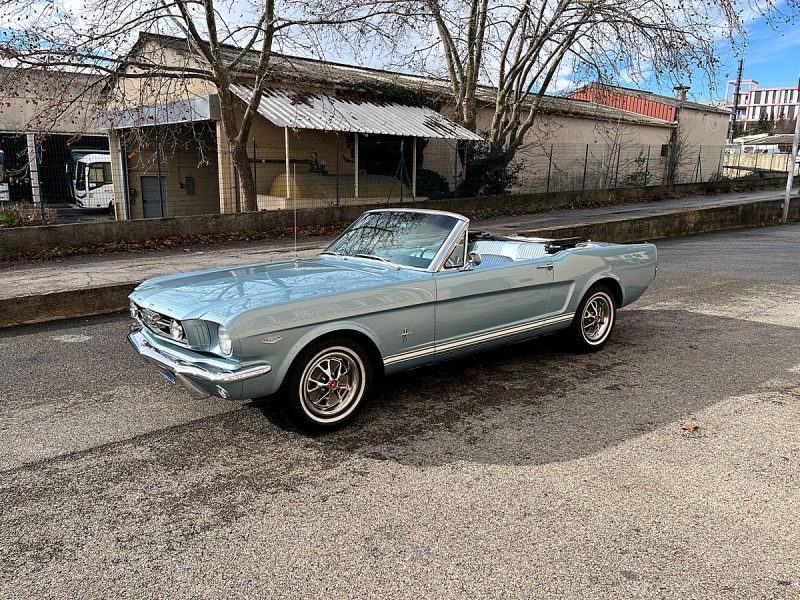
217, 86, 258, 212
232, 144, 257, 212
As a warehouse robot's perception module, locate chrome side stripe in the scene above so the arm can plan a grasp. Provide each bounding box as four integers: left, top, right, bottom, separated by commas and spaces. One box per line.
383, 345, 436, 366
382, 313, 574, 366
436, 313, 574, 354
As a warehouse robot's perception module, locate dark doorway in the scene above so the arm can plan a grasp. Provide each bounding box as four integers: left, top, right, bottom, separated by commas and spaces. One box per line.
0, 134, 33, 203
141, 176, 166, 218
39, 135, 108, 205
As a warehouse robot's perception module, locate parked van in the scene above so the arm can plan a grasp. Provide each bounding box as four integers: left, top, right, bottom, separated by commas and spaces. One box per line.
68, 148, 110, 202
74, 154, 114, 210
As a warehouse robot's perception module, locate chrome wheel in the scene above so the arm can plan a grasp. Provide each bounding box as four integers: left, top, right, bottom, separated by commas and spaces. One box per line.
581, 291, 614, 345
298, 346, 365, 422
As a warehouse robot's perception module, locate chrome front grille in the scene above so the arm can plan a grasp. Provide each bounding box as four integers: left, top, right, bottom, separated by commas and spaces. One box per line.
131, 303, 186, 344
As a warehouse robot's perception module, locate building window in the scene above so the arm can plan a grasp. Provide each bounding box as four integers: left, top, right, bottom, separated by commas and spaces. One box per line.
660, 144, 669, 157
754, 91, 762, 104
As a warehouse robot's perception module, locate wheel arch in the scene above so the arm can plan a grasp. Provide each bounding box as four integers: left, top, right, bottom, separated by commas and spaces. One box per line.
582, 274, 624, 308
274, 323, 385, 392
592, 276, 623, 307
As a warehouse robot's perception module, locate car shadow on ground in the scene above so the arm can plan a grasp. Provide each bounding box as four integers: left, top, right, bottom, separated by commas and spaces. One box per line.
255, 308, 800, 468
4, 308, 799, 573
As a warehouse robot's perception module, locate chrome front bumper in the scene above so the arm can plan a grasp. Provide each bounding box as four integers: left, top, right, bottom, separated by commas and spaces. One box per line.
128, 330, 272, 398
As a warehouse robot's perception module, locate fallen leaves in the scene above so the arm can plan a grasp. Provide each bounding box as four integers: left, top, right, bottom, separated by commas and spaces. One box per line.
680, 422, 699, 432
788, 388, 800, 398
2, 223, 345, 263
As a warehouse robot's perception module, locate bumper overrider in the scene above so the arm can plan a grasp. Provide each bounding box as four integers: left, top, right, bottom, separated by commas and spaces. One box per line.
128, 329, 272, 400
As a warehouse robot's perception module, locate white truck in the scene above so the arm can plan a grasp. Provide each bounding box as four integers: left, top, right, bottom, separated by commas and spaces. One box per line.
73, 153, 114, 210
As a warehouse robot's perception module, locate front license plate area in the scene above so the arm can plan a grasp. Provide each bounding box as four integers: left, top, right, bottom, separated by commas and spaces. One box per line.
159, 370, 177, 385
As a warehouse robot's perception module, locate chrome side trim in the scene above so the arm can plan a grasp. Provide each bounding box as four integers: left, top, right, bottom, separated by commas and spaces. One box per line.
436, 313, 574, 354
382, 313, 575, 366
383, 344, 436, 366
129, 331, 271, 384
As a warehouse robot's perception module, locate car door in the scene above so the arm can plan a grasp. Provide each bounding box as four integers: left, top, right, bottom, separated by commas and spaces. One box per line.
433, 233, 554, 358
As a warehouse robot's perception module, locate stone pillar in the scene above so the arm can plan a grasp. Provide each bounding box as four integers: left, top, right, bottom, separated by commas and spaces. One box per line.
108, 130, 127, 220
25, 133, 41, 206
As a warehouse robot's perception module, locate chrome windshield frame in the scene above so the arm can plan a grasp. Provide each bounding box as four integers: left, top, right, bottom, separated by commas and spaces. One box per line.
321, 208, 470, 274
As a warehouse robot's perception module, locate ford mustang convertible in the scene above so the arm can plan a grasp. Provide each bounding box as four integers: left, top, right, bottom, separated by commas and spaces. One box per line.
129, 208, 657, 430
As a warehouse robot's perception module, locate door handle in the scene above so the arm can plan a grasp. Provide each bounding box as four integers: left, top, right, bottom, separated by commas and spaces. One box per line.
537, 264, 554, 270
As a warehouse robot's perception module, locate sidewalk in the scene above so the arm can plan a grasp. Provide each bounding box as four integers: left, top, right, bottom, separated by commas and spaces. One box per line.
1, 188, 796, 327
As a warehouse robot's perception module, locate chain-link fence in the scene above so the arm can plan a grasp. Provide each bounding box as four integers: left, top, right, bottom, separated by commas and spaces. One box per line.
721, 151, 799, 179
0, 132, 111, 226
512, 143, 727, 194
3, 130, 795, 227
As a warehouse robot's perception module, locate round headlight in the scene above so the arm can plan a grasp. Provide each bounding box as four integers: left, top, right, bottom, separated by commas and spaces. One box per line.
217, 325, 233, 355
169, 319, 183, 340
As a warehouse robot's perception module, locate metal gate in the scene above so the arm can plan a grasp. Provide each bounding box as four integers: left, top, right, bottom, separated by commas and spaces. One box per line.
141, 176, 166, 218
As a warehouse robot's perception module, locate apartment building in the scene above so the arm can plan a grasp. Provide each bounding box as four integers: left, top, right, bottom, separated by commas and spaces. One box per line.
725, 80, 800, 131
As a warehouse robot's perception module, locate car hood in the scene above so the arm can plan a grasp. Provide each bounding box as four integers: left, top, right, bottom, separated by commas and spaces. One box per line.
130, 256, 425, 322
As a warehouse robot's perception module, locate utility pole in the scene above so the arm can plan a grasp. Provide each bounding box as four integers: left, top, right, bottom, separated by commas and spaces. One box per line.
782, 77, 800, 223
728, 59, 744, 142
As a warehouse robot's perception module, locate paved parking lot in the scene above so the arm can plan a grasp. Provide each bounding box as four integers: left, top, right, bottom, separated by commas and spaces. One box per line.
1, 224, 798, 598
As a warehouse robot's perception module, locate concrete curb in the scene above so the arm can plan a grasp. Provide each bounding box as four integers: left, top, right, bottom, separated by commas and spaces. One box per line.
0, 283, 136, 328
2, 196, 797, 328
516, 197, 799, 242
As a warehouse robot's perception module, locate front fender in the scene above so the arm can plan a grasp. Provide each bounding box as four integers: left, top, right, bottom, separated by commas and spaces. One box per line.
262, 321, 387, 397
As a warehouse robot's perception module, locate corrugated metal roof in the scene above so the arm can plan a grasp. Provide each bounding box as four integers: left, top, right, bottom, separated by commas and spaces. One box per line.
746, 134, 796, 145
138, 34, 676, 129
231, 84, 483, 140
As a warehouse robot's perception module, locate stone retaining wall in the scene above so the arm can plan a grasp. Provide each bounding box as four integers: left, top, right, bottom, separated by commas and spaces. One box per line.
0, 177, 788, 261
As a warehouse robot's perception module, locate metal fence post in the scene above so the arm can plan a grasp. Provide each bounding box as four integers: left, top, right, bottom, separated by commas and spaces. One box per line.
155, 126, 165, 217
717, 146, 724, 179
35, 139, 45, 224
252, 138, 257, 194
582, 144, 589, 190
695, 148, 701, 182
546, 144, 553, 192
453, 141, 459, 199
335, 134, 340, 206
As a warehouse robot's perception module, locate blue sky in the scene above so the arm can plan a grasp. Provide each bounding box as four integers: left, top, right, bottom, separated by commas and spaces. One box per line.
732, 17, 800, 88
678, 16, 800, 102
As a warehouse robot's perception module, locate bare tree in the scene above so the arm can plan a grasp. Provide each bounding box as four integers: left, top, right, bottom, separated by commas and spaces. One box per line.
336, 0, 797, 166
0, 0, 382, 211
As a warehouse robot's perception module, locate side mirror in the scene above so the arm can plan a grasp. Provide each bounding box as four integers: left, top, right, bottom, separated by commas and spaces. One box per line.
462, 251, 482, 271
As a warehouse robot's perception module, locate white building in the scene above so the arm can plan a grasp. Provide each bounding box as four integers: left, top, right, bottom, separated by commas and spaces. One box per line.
725, 80, 800, 131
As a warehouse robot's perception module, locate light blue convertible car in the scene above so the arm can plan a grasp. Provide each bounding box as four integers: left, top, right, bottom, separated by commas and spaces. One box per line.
129, 208, 657, 430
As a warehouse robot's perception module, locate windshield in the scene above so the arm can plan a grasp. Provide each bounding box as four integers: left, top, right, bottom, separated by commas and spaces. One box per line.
323, 211, 459, 269
75, 162, 86, 191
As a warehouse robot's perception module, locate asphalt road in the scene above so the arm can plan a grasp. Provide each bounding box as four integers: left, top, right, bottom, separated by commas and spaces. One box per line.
1, 224, 799, 599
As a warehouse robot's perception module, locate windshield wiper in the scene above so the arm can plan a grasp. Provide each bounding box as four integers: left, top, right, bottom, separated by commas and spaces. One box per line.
354, 253, 391, 263
319, 251, 342, 256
